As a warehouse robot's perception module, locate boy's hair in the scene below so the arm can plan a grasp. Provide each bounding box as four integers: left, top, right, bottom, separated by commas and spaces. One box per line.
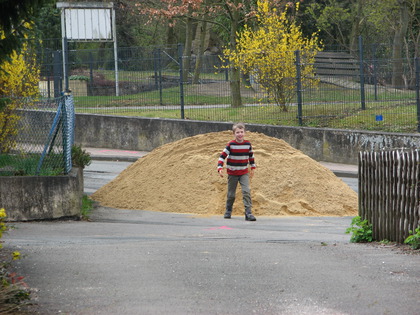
232, 122, 245, 132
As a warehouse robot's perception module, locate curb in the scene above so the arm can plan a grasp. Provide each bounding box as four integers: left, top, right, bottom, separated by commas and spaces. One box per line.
90, 155, 140, 163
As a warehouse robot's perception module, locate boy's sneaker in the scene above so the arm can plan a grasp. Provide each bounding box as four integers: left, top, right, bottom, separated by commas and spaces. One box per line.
245, 214, 256, 221
224, 212, 231, 219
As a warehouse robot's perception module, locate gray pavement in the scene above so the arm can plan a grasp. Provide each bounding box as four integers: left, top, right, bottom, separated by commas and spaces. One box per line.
4, 149, 419, 315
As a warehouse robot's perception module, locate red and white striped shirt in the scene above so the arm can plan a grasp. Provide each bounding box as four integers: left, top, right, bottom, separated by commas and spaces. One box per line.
218, 140, 256, 176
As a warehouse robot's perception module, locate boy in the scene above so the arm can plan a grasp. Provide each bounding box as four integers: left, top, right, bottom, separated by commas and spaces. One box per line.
217, 123, 256, 221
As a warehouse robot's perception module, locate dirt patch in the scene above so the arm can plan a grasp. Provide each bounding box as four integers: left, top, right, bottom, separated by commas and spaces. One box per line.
91, 131, 358, 216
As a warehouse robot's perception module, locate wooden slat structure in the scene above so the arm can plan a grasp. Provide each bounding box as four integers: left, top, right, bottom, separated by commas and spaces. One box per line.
315, 51, 360, 77
358, 150, 420, 243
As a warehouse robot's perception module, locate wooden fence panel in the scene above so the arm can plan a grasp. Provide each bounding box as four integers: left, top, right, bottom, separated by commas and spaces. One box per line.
358, 150, 420, 243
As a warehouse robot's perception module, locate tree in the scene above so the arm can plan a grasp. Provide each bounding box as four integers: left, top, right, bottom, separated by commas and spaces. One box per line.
364, 0, 414, 87
0, 38, 39, 153
304, 0, 355, 51
136, 0, 263, 108
223, 0, 322, 111
0, 0, 54, 62
136, 0, 206, 82
304, 0, 419, 88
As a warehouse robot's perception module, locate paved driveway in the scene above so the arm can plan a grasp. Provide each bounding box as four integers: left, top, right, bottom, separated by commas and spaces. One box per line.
5, 207, 419, 315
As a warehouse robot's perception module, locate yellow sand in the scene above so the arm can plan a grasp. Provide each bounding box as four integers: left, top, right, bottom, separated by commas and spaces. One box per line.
92, 131, 358, 216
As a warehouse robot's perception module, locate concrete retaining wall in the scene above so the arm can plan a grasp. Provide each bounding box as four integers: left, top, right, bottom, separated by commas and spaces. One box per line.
0, 168, 83, 221
15, 110, 420, 164
74, 114, 420, 164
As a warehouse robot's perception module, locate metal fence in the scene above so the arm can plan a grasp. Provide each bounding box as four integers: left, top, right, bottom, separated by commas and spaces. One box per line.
0, 94, 75, 176
36, 43, 420, 133
358, 150, 420, 243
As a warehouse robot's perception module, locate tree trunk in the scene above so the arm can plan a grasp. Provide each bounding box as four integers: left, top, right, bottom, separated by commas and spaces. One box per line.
392, 0, 409, 88
182, 16, 194, 83
349, 0, 363, 54
229, 7, 242, 108
192, 20, 208, 84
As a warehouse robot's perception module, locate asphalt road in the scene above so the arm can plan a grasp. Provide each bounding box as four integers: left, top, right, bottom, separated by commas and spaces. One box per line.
4, 161, 419, 315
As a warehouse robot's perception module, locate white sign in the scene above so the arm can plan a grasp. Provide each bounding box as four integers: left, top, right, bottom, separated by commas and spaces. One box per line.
57, 2, 119, 95
64, 8, 112, 40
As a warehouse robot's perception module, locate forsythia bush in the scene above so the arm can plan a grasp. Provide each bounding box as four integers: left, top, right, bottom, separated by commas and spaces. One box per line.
0, 29, 40, 153
0, 208, 7, 246
0, 208, 29, 313
223, 0, 322, 111
0, 208, 20, 258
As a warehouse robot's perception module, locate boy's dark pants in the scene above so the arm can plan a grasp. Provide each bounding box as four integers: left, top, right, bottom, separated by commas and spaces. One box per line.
225, 173, 252, 215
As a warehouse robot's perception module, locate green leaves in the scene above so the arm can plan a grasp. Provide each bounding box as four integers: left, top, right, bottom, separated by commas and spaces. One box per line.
346, 216, 373, 243
71, 145, 92, 169
404, 227, 420, 250
223, 0, 322, 111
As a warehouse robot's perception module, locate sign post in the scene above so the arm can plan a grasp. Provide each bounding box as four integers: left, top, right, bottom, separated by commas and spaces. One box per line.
56, 2, 119, 96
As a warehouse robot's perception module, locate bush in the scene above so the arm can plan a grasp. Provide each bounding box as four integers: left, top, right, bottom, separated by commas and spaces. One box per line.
346, 216, 373, 243
404, 227, 420, 250
81, 194, 94, 220
71, 144, 91, 169
69, 75, 89, 81
0, 208, 30, 313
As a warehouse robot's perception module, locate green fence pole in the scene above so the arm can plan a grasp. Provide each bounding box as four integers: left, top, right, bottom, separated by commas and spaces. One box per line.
415, 57, 420, 132
178, 43, 185, 119
359, 36, 366, 110
155, 48, 163, 105
295, 50, 303, 126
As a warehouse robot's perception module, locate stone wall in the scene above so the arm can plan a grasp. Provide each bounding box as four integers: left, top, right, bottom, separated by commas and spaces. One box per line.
74, 114, 420, 164
0, 168, 83, 221
15, 110, 420, 164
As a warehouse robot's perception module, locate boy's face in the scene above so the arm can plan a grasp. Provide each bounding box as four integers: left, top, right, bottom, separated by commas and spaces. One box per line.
234, 128, 245, 142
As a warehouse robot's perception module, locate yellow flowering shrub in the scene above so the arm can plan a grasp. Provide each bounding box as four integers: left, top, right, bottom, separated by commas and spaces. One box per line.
0, 31, 40, 153
0, 208, 7, 250
223, 0, 322, 111
0, 208, 20, 257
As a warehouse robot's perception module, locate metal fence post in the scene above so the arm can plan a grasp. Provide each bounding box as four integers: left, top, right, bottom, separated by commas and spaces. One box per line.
359, 36, 366, 110
53, 51, 62, 98
295, 50, 303, 126
88, 52, 94, 96
415, 57, 420, 132
63, 37, 69, 92
178, 43, 185, 119
63, 93, 75, 174
372, 44, 378, 101
158, 49, 163, 105
154, 49, 159, 90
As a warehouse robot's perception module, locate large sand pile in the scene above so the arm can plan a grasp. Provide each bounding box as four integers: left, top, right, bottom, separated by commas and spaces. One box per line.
92, 131, 358, 216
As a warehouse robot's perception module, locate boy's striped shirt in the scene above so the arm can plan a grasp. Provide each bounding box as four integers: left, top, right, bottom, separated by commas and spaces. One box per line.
218, 140, 256, 176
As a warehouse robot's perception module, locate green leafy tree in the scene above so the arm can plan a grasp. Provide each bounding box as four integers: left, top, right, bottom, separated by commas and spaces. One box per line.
0, 0, 54, 62
137, 0, 263, 108
304, 0, 419, 88
304, 0, 358, 51
363, 0, 416, 88
223, 0, 322, 111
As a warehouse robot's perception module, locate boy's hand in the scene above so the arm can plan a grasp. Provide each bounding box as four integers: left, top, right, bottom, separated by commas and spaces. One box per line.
218, 169, 224, 177
250, 169, 254, 179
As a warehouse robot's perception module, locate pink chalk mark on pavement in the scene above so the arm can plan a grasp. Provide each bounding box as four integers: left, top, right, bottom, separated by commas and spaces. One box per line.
205, 226, 233, 230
